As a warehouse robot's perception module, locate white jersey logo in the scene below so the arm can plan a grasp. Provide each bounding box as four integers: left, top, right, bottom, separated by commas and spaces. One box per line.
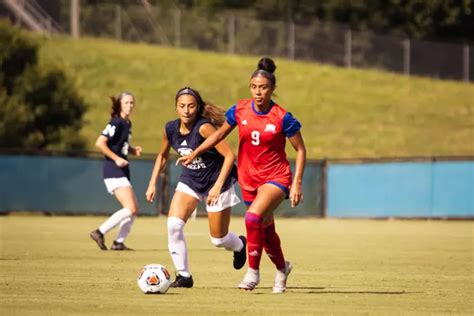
177, 147, 206, 170
180, 140, 187, 146
102, 124, 116, 137
265, 124, 276, 133
241, 119, 248, 125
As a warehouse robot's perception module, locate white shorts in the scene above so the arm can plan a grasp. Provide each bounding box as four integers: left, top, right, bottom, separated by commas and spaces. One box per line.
176, 182, 240, 213
104, 177, 132, 195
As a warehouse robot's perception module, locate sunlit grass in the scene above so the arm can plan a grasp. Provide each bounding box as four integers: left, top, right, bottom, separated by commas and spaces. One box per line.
1, 216, 473, 315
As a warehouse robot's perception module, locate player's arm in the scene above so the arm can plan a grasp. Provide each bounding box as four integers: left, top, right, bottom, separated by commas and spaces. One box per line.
95, 135, 128, 167
288, 130, 306, 208
146, 130, 171, 203
177, 121, 235, 166
199, 123, 235, 205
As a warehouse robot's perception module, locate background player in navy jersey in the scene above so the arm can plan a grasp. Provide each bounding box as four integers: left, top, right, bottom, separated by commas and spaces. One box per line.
90, 92, 142, 251
178, 58, 307, 293
146, 87, 246, 288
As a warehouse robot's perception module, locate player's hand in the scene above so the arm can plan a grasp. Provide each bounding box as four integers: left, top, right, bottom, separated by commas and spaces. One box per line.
176, 154, 195, 166
146, 185, 156, 203
134, 146, 143, 157
115, 157, 129, 167
206, 186, 221, 206
289, 184, 303, 208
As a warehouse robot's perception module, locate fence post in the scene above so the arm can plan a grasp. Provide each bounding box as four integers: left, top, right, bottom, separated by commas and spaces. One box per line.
115, 4, 121, 40
228, 14, 235, 54
403, 38, 410, 76
345, 29, 352, 68
174, 9, 181, 47
463, 44, 470, 82
288, 21, 295, 60
70, 0, 80, 38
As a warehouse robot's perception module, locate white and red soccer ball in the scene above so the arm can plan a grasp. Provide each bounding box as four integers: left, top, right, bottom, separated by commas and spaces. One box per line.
137, 264, 172, 294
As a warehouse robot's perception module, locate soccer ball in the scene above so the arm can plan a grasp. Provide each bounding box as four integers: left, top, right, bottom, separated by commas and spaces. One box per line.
137, 264, 172, 294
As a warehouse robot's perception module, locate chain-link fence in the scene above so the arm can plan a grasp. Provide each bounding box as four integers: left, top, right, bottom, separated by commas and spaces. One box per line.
55, 2, 472, 82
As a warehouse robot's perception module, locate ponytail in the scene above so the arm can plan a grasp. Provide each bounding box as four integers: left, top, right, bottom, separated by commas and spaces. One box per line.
175, 87, 225, 127
251, 57, 277, 87
202, 103, 226, 127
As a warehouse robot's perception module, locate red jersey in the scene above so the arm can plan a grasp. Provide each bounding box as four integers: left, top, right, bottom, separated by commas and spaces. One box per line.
225, 99, 301, 192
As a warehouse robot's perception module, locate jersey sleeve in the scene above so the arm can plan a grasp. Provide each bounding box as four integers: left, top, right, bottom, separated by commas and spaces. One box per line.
282, 112, 301, 138
225, 105, 237, 126
101, 118, 119, 140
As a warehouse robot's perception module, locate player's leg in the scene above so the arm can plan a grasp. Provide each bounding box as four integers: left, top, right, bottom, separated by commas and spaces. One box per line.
208, 208, 246, 269
206, 184, 246, 269
259, 183, 292, 293
238, 184, 285, 290
262, 212, 292, 293
262, 213, 285, 270
110, 186, 139, 250
90, 178, 135, 250
167, 186, 200, 288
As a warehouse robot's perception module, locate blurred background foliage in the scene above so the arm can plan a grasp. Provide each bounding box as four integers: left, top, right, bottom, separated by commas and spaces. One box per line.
0, 21, 88, 151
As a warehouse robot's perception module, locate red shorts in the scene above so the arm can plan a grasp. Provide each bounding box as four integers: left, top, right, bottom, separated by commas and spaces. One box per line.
240, 180, 290, 206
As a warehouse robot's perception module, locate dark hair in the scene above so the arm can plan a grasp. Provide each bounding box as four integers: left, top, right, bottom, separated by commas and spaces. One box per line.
109, 92, 134, 118
175, 87, 226, 127
251, 57, 277, 87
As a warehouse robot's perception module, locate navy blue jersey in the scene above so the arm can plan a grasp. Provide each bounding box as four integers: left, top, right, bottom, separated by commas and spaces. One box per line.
101, 116, 131, 180
166, 117, 237, 195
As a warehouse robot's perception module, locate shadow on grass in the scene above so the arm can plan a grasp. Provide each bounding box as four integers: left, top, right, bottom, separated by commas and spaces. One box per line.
131, 248, 217, 252
130, 248, 169, 252
237, 287, 415, 295
290, 288, 415, 295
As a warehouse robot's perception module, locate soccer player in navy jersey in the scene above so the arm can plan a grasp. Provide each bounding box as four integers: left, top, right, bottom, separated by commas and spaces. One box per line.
146, 87, 246, 288
178, 58, 307, 293
90, 92, 142, 251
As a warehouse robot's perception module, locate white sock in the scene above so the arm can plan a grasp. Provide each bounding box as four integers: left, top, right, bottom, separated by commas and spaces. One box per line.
210, 232, 243, 252
115, 216, 135, 243
99, 208, 132, 235
168, 217, 190, 277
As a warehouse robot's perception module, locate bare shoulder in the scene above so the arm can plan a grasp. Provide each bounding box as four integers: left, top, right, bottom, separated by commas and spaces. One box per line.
198, 122, 217, 138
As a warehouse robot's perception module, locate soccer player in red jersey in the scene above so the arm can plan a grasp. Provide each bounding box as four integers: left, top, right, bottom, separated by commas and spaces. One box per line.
178, 57, 307, 293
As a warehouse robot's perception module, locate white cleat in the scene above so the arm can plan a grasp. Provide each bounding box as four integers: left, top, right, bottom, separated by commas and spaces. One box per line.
272, 261, 292, 293
237, 268, 260, 291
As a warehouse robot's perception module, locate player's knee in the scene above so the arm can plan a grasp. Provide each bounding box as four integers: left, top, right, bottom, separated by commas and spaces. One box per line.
245, 212, 263, 229
210, 234, 229, 248
167, 216, 185, 239
123, 203, 138, 214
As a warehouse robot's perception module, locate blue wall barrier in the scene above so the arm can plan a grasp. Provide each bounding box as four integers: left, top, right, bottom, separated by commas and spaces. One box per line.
165, 159, 324, 217
327, 161, 474, 218
0, 155, 158, 215
0, 154, 324, 216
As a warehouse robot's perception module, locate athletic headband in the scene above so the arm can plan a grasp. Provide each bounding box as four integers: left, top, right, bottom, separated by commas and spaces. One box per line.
251, 69, 276, 85
175, 87, 200, 101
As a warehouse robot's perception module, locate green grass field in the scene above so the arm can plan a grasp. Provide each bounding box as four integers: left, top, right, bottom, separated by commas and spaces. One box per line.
39, 36, 474, 159
1, 215, 472, 315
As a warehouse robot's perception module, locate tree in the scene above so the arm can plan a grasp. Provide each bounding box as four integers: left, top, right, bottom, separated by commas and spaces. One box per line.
0, 20, 87, 151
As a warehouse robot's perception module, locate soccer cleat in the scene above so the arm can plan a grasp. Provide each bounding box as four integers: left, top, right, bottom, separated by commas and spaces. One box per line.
170, 274, 194, 288
111, 241, 133, 251
233, 235, 247, 270
237, 268, 260, 291
90, 229, 107, 250
272, 261, 292, 293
